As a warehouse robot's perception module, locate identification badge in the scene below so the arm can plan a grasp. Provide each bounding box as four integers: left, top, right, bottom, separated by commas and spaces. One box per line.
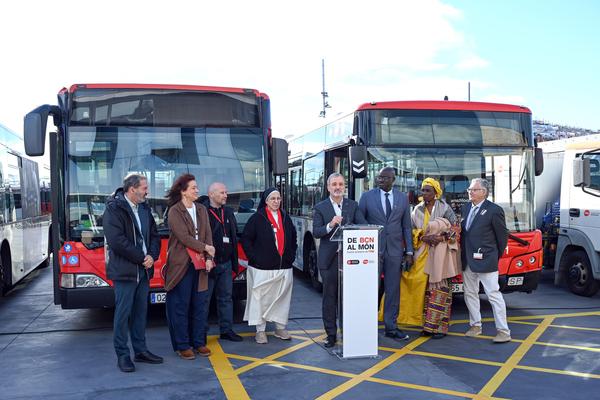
473, 252, 483, 260
223, 236, 230, 244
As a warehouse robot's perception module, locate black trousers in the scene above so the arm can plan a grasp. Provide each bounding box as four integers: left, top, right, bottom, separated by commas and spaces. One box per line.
321, 259, 339, 337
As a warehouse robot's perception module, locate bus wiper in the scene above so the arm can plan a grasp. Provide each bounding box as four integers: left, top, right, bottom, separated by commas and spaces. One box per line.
509, 233, 529, 246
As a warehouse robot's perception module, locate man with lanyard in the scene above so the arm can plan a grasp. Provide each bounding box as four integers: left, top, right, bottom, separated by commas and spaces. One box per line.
201, 182, 243, 342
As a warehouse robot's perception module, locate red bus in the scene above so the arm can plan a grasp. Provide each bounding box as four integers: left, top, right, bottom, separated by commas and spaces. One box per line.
287, 100, 544, 293
24, 84, 288, 309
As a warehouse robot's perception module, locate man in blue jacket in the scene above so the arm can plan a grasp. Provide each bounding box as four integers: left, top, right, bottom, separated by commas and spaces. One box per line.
359, 167, 414, 340
103, 174, 162, 372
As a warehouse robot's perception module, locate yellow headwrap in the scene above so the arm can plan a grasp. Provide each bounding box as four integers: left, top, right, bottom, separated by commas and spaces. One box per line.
421, 177, 442, 199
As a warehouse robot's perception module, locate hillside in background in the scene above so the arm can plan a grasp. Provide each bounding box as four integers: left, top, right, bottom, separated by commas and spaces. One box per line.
534, 120, 599, 142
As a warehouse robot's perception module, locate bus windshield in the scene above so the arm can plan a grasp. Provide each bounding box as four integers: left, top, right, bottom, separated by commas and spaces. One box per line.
66, 126, 266, 240
362, 146, 535, 232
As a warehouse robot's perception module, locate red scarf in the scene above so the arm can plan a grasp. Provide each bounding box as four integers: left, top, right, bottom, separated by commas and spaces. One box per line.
266, 209, 285, 256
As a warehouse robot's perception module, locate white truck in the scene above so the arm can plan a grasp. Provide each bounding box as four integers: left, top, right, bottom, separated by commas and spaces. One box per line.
537, 135, 600, 296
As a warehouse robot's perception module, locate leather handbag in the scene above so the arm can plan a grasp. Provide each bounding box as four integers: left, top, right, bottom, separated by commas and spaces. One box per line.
186, 248, 206, 270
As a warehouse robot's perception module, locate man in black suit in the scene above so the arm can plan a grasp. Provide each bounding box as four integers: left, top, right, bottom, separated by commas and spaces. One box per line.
460, 178, 511, 343
313, 173, 367, 348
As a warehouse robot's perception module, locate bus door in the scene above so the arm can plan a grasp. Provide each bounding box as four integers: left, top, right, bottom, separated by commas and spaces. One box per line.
325, 147, 350, 196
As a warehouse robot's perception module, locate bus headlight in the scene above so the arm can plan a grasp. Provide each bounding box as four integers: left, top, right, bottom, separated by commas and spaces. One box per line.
75, 274, 110, 288
529, 256, 536, 264
60, 273, 75, 288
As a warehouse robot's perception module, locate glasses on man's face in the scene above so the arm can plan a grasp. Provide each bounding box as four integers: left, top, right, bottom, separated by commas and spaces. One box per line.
467, 188, 484, 192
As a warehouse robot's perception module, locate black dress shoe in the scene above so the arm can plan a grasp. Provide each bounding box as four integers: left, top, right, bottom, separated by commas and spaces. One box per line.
385, 330, 409, 341
134, 351, 164, 364
431, 333, 446, 340
118, 356, 135, 372
420, 331, 432, 337
324, 335, 336, 348
220, 331, 244, 342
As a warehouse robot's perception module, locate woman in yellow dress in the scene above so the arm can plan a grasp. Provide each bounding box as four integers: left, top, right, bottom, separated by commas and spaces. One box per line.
396, 178, 458, 332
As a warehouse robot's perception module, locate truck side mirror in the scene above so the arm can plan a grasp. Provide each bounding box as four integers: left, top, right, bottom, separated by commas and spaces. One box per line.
534, 147, 544, 176
573, 158, 591, 187
350, 145, 368, 179
271, 137, 289, 176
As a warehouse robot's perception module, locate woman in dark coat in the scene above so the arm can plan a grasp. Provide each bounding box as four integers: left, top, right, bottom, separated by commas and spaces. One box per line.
241, 187, 297, 344
165, 174, 215, 360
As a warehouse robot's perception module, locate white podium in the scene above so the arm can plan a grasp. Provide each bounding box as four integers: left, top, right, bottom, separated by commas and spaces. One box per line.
331, 224, 382, 358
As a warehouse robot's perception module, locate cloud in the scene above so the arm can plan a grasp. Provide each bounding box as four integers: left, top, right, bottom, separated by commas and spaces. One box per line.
0, 0, 480, 138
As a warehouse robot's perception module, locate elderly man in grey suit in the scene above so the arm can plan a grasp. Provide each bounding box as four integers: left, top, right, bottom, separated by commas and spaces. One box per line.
461, 178, 510, 343
358, 167, 413, 340
313, 173, 367, 348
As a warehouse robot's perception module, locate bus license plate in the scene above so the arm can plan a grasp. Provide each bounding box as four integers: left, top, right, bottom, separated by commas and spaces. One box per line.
150, 292, 166, 304
507, 276, 524, 286
451, 283, 463, 293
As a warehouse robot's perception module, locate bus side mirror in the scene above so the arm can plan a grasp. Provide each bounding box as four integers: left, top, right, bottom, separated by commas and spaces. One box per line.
534, 147, 544, 176
24, 105, 60, 157
271, 137, 288, 176
350, 145, 368, 179
573, 158, 591, 187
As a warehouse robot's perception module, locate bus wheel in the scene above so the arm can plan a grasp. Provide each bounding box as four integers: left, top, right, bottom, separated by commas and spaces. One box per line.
38, 226, 52, 269
565, 250, 599, 297
0, 248, 12, 296
308, 247, 322, 293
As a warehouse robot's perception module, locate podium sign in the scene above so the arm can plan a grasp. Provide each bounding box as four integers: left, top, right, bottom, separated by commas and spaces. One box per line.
341, 227, 379, 358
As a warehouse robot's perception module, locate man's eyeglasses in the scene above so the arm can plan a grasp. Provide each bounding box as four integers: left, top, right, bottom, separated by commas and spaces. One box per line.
467, 188, 484, 192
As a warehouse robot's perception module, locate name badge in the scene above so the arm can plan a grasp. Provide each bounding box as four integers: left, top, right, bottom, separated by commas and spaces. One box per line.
223, 236, 230, 244
273, 228, 277, 234
473, 251, 483, 260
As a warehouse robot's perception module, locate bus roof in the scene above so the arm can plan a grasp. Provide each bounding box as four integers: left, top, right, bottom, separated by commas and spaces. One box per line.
65, 83, 268, 99
357, 100, 531, 114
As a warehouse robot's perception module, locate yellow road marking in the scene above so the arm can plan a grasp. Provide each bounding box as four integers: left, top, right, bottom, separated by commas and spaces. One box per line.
207, 336, 250, 400
548, 324, 600, 333
315, 336, 430, 400
478, 317, 554, 397
535, 341, 600, 352
410, 350, 504, 367
515, 364, 600, 380
235, 334, 327, 375
229, 352, 506, 399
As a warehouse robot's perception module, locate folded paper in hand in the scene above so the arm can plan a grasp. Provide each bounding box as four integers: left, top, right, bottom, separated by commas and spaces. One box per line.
186, 248, 206, 270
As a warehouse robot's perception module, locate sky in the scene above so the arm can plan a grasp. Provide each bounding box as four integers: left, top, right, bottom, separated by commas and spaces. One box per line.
1, 0, 599, 141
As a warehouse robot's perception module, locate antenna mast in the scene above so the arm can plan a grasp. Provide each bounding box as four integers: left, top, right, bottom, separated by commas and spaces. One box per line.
319, 59, 331, 118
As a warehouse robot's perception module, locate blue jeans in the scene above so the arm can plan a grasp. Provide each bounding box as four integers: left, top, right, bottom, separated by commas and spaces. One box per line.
201, 260, 234, 338
113, 270, 149, 357
166, 263, 208, 351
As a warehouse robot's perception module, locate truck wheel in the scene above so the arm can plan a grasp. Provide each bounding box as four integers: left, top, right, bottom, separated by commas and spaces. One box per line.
308, 246, 322, 293
565, 250, 599, 297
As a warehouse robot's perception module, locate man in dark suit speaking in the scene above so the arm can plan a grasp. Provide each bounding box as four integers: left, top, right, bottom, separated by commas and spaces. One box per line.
460, 178, 510, 343
313, 173, 367, 348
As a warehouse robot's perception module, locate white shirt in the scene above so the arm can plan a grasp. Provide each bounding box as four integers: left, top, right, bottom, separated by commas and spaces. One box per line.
269, 210, 280, 248
326, 197, 343, 233
380, 189, 394, 216
186, 204, 198, 239
124, 194, 147, 255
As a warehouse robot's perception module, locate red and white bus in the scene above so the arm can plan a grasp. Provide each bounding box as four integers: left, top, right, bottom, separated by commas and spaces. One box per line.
24, 84, 287, 309
287, 100, 544, 293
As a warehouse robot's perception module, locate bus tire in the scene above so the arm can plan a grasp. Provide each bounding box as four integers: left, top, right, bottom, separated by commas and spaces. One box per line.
308, 246, 322, 293
38, 225, 52, 269
565, 250, 599, 297
0, 245, 12, 296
